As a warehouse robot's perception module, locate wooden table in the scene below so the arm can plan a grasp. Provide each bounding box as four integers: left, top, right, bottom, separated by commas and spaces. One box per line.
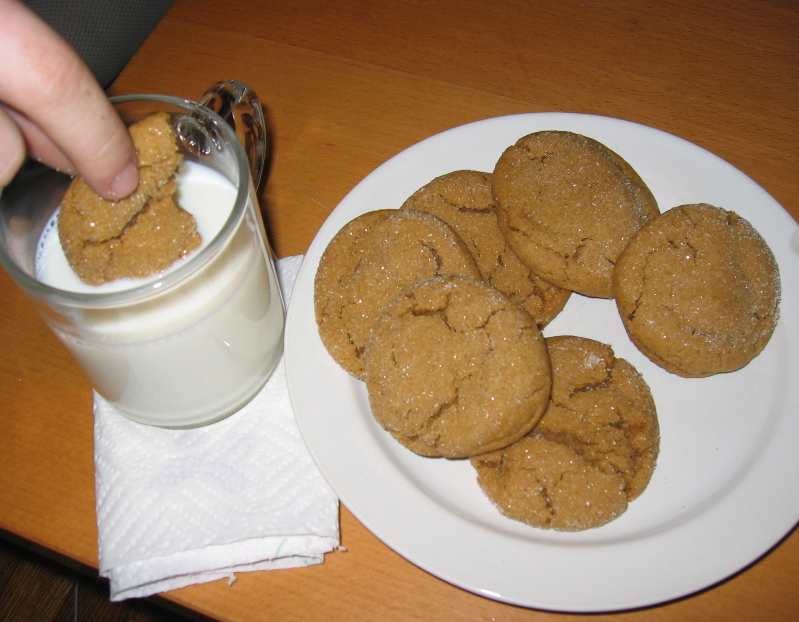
2, 0, 798, 619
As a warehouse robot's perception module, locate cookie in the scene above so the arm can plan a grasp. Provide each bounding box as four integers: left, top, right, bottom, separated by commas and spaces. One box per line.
613, 203, 780, 377
58, 112, 199, 285
471, 335, 659, 531
314, 209, 481, 379
365, 276, 552, 459
492, 130, 659, 298
400, 170, 570, 327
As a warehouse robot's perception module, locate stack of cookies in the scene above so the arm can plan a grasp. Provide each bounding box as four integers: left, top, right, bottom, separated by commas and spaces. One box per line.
314, 129, 781, 531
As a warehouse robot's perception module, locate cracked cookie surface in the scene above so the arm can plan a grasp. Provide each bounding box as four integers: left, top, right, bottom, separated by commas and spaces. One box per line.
400, 169, 570, 328
314, 209, 481, 379
471, 335, 659, 531
58, 112, 200, 285
365, 276, 551, 458
613, 203, 780, 377
492, 130, 659, 298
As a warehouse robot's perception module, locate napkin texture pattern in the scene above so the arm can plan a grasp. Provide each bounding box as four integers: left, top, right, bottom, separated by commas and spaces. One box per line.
94, 255, 339, 601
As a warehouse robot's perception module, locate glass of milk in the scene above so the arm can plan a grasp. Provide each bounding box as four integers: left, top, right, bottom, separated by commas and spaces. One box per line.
0, 81, 285, 428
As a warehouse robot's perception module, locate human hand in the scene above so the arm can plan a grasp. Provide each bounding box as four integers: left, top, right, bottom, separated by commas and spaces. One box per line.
0, 0, 139, 199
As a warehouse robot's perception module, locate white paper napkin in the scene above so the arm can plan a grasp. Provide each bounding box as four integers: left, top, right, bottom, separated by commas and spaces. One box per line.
94, 255, 339, 601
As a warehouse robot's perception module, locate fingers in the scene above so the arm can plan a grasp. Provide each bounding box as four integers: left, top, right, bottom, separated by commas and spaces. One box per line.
0, 105, 26, 187
0, 0, 138, 199
1, 103, 75, 175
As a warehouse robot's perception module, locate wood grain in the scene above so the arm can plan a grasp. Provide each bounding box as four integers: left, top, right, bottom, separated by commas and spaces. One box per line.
0, 537, 199, 621
1, 0, 798, 620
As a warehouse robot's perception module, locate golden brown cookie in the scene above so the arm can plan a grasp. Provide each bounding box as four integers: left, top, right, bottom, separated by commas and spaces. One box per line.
58, 112, 199, 285
471, 335, 659, 531
400, 170, 570, 327
492, 130, 659, 298
364, 276, 552, 459
314, 209, 481, 379
613, 203, 781, 377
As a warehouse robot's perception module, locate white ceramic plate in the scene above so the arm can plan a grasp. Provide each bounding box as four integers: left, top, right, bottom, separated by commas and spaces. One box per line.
284, 113, 799, 612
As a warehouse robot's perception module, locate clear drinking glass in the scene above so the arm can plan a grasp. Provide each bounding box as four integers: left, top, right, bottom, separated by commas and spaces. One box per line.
0, 81, 284, 428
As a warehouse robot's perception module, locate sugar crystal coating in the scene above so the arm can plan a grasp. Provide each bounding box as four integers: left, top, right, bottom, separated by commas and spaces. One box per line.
471, 335, 659, 531
492, 130, 659, 298
314, 209, 481, 379
613, 203, 781, 377
400, 169, 570, 327
365, 276, 552, 459
58, 112, 201, 285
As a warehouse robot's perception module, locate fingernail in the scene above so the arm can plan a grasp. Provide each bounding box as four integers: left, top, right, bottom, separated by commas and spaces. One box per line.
106, 160, 138, 200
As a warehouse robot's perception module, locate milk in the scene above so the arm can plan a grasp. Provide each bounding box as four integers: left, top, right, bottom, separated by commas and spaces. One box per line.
35, 162, 284, 427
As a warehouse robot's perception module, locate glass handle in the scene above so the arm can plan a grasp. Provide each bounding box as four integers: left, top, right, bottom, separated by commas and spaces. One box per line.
197, 80, 269, 189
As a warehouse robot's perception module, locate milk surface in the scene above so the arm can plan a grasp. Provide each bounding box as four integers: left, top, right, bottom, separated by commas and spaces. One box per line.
37, 161, 233, 294
36, 161, 284, 427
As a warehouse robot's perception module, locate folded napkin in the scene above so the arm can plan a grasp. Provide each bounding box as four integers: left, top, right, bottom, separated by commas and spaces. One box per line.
94, 255, 339, 601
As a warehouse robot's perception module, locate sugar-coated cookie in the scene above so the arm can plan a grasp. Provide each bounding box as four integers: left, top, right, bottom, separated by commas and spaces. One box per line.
365, 276, 552, 458
492, 130, 659, 298
471, 335, 659, 531
58, 112, 199, 285
613, 203, 780, 377
314, 209, 481, 379
400, 170, 570, 327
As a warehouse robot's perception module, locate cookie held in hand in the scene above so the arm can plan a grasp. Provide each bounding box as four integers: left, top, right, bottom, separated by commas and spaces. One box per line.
58, 112, 200, 285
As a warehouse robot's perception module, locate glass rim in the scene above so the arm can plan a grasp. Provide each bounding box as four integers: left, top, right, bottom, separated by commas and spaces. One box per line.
0, 93, 251, 308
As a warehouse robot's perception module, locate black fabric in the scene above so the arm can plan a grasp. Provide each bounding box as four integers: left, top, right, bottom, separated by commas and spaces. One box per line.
23, 0, 175, 88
